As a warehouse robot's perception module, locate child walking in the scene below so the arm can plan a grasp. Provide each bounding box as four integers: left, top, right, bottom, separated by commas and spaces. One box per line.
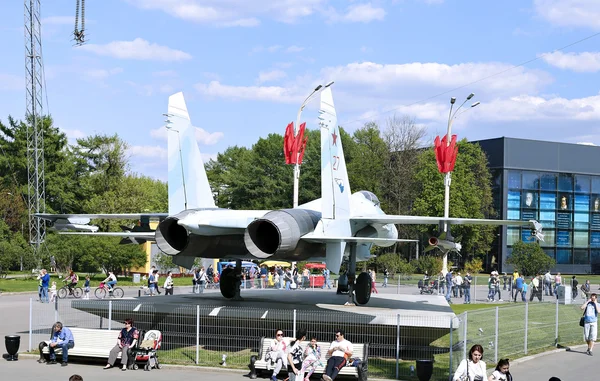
49, 281, 58, 302
83, 276, 91, 299
488, 358, 512, 381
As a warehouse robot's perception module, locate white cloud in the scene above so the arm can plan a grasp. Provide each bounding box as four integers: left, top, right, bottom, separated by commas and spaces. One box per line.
83, 67, 124, 80
61, 128, 87, 141
150, 126, 224, 145
128, 145, 168, 160
534, 0, 600, 30
257, 69, 287, 83
195, 128, 224, 145
541, 51, 600, 72
195, 80, 303, 103
320, 61, 552, 96
326, 3, 386, 23
286, 45, 304, 53
0, 73, 22, 91
126, 80, 154, 96
79, 38, 192, 61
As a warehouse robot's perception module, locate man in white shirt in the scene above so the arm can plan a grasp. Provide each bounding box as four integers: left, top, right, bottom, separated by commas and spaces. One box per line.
323, 329, 352, 381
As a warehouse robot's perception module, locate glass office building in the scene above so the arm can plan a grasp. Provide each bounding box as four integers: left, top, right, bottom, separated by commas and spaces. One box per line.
476, 137, 600, 274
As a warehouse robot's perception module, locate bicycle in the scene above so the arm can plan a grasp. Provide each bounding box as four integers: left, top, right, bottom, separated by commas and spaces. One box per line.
58, 281, 83, 299
95, 282, 124, 299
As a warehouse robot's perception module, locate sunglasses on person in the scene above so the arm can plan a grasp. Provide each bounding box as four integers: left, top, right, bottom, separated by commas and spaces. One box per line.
276, 333, 283, 337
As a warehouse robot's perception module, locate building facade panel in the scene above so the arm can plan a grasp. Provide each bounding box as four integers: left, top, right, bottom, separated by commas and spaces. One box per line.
476, 137, 600, 274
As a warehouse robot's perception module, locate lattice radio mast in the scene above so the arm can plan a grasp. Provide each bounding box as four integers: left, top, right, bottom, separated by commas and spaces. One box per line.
24, 0, 46, 257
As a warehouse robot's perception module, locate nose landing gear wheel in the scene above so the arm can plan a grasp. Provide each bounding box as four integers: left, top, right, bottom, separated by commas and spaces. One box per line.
355, 272, 372, 305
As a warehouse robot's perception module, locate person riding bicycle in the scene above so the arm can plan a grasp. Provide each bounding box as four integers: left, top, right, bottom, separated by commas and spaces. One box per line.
103, 271, 118, 291
64, 270, 79, 295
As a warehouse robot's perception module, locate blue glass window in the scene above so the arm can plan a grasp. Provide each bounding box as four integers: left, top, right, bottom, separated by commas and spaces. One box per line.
556, 249, 572, 264
574, 249, 588, 264
521, 229, 536, 243
540, 211, 555, 228
540, 230, 555, 246
507, 209, 520, 220
574, 213, 589, 229
508, 191, 521, 209
543, 248, 555, 259
575, 194, 590, 211
576, 175, 591, 193
522, 172, 539, 190
508, 171, 521, 190
591, 232, 600, 248
557, 230, 571, 247
556, 212, 571, 229
593, 177, 600, 194
540, 193, 556, 210
507, 227, 520, 246
558, 174, 573, 192
591, 213, 600, 230
540, 173, 557, 191
574, 231, 589, 248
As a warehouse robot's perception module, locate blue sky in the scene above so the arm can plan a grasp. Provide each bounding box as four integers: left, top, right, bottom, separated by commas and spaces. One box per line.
1, 0, 600, 181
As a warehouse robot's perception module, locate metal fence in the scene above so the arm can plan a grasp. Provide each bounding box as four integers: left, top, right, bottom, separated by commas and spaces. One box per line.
28, 298, 585, 380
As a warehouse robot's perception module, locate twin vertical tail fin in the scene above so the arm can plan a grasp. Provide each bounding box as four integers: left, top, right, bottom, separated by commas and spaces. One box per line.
319, 87, 352, 273
167, 92, 216, 215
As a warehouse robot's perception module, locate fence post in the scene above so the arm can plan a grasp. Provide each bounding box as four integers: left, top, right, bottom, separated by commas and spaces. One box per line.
463, 311, 468, 361
524, 302, 529, 355
396, 314, 400, 380
555, 298, 559, 347
494, 307, 498, 363
108, 300, 112, 330
449, 316, 453, 379
29, 297, 33, 352
474, 276, 477, 302
196, 305, 200, 364
293, 309, 297, 337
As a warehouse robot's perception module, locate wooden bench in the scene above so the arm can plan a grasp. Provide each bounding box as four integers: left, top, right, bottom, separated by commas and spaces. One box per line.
40, 327, 121, 360
249, 337, 368, 381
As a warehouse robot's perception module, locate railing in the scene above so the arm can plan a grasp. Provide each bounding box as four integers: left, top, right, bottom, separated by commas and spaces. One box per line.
29, 298, 584, 380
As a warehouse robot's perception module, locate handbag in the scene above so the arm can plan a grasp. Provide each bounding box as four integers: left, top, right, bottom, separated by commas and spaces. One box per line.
459, 359, 470, 381
580, 316, 585, 327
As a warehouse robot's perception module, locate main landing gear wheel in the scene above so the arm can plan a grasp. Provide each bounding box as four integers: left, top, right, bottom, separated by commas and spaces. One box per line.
355, 272, 372, 305
220, 267, 237, 299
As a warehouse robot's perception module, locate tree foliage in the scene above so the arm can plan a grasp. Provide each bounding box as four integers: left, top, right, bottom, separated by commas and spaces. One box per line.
506, 241, 555, 276
464, 258, 484, 274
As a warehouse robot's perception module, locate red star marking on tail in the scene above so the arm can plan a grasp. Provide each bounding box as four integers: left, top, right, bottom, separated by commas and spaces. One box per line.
331, 130, 338, 146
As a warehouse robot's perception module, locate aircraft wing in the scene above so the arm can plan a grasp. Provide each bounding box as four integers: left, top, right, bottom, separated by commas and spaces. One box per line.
35, 213, 168, 221
301, 235, 417, 244
352, 215, 535, 227
59, 232, 156, 239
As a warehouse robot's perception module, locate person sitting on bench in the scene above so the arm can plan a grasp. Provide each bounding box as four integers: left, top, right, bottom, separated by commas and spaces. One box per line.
322, 329, 352, 381
103, 318, 139, 371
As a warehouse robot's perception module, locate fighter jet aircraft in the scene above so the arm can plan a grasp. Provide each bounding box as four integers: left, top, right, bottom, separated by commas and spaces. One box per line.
37, 90, 542, 305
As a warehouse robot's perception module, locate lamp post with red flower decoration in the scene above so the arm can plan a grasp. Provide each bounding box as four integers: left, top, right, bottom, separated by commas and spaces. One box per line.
434, 93, 479, 273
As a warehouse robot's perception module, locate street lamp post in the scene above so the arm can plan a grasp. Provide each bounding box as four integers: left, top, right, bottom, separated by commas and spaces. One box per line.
442, 93, 480, 273
292, 81, 334, 208
164, 114, 188, 210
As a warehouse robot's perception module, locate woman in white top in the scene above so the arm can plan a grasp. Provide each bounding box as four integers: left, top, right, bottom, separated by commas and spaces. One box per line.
453, 344, 486, 381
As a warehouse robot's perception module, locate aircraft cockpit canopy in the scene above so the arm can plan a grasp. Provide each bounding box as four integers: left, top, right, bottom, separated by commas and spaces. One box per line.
358, 190, 380, 206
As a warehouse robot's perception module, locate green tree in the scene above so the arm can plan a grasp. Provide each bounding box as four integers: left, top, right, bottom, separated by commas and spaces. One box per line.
506, 241, 555, 276
412, 140, 497, 259
346, 122, 387, 196
0, 220, 30, 276
464, 258, 484, 274
74, 134, 129, 194
412, 256, 444, 276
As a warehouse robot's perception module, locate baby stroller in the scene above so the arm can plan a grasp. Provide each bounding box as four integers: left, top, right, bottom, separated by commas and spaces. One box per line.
131, 329, 162, 371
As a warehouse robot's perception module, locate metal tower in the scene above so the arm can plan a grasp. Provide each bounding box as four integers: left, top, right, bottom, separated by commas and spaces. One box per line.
24, 0, 46, 254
